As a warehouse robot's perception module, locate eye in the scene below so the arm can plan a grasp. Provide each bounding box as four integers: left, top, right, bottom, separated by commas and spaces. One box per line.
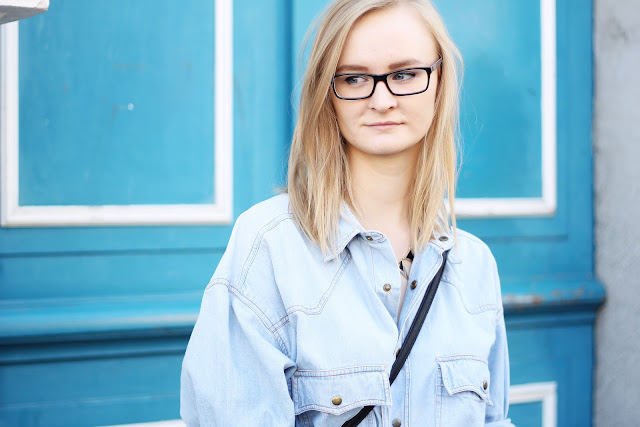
342, 75, 370, 85
391, 71, 417, 81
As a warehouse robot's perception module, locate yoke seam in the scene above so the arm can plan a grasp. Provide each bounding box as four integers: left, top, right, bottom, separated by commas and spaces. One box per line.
272, 250, 353, 332
205, 279, 290, 357
238, 213, 293, 292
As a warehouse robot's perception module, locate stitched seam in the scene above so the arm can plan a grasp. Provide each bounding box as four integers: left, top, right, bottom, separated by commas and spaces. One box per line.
238, 213, 293, 291
448, 384, 486, 395
296, 398, 387, 412
295, 371, 387, 378
291, 367, 389, 414
336, 227, 358, 252
272, 250, 353, 331
294, 364, 386, 376
205, 280, 289, 357
205, 277, 231, 291
324, 225, 358, 261
437, 356, 490, 401
440, 279, 497, 314
436, 355, 488, 363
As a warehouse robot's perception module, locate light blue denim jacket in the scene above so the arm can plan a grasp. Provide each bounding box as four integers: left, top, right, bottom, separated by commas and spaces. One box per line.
181, 194, 514, 426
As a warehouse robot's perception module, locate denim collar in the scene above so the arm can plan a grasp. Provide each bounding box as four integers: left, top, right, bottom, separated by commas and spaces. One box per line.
323, 203, 454, 262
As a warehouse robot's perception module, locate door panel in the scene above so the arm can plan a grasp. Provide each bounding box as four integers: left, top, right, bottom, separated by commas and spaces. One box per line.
20, 1, 216, 207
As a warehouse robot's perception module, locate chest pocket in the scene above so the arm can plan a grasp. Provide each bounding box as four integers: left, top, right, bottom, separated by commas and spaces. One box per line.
292, 365, 392, 427
436, 356, 492, 427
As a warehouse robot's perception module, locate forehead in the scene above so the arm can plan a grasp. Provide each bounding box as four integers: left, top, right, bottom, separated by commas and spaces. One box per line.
338, 5, 437, 70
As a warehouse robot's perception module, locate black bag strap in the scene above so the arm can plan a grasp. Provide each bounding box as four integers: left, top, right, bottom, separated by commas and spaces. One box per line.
342, 249, 450, 427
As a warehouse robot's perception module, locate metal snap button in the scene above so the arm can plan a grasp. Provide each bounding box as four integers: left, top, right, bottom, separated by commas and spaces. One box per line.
383, 283, 392, 292
438, 236, 448, 242
332, 395, 342, 406
483, 380, 488, 390
410, 280, 418, 290
392, 419, 402, 427
366, 235, 374, 241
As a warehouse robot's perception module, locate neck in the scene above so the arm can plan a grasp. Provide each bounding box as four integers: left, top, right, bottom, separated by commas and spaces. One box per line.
348, 146, 418, 259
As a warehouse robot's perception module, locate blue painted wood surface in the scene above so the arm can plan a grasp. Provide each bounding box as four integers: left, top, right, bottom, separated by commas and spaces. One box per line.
0, 0, 601, 425
510, 402, 544, 427
20, 1, 216, 206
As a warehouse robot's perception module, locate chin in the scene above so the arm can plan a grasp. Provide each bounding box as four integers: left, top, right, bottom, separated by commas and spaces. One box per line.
361, 145, 418, 157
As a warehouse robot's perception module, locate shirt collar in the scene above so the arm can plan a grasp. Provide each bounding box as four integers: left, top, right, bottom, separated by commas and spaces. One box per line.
323, 203, 362, 262
430, 228, 455, 252
323, 203, 455, 262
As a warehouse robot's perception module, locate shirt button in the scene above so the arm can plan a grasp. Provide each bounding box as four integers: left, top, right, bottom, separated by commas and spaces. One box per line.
366, 235, 374, 241
483, 380, 488, 390
410, 280, 418, 290
392, 419, 402, 427
332, 395, 342, 405
383, 283, 392, 292
439, 236, 448, 242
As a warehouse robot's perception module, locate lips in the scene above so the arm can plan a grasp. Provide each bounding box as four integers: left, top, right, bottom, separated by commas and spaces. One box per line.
366, 121, 402, 130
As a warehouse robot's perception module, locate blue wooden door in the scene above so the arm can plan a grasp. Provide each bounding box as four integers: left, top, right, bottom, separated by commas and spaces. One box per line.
0, 0, 602, 426
0, 0, 290, 425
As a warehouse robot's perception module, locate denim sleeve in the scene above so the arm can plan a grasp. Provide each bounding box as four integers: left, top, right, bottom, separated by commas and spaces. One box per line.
180, 280, 296, 426
485, 258, 516, 427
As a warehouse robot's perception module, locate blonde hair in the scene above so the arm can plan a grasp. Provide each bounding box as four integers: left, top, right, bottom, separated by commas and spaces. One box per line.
287, 0, 462, 256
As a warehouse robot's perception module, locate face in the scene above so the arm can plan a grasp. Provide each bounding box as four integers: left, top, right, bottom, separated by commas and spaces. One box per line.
331, 5, 439, 159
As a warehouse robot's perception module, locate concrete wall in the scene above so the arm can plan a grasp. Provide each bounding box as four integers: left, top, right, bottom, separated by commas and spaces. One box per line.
593, 0, 640, 425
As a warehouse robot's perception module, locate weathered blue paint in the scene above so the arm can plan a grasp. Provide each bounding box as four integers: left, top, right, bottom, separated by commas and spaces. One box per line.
0, 0, 602, 426
507, 311, 596, 426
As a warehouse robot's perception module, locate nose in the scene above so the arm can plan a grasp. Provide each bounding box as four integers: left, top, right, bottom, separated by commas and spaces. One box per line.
368, 80, 397, 111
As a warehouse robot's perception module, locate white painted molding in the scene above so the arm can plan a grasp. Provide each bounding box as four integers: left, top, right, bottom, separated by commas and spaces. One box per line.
510, 381, 557, 427
456, 0, 557, 218
0, 21, 19, 228
98, 421, 184, 427
0, 0, 233, 227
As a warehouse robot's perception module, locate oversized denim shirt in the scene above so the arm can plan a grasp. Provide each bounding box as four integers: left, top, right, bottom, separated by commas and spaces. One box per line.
181, 194, 514, 426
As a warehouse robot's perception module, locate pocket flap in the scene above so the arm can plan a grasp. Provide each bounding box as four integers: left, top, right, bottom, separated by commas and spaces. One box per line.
437, 356, 491, 402
292, 365, 392, 416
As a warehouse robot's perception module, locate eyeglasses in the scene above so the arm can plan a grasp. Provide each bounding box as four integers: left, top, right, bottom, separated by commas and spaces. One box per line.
332, 57, 442, 100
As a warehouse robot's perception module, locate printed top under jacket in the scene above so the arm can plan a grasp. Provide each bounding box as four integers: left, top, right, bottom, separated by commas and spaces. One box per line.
181, 194, 515, 426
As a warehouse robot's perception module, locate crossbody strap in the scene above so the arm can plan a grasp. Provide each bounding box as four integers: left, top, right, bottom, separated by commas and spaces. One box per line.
342, 249, 450, 427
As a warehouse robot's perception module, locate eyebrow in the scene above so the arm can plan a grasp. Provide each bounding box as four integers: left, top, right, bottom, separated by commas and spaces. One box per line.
335, 58, 425, 74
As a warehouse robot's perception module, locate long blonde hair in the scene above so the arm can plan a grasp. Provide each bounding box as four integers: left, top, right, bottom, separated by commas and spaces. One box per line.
287, 0, 462, 256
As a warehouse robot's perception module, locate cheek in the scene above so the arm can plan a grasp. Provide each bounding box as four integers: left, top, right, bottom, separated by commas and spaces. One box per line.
408, 97, 436, 133
331, 99, 347, 126
332, 102, 360, 139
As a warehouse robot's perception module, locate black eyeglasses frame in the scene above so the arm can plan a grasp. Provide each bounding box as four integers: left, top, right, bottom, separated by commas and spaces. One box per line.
331, 57, 442, 100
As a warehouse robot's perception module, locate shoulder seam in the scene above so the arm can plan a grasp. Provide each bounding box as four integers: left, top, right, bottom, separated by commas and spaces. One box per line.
271, 250, 353, 332
238, 213, 294, 292
206, 278, 290, 357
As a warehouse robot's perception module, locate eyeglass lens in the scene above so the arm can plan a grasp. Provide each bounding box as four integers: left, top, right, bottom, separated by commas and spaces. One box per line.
333, 68, 430, 99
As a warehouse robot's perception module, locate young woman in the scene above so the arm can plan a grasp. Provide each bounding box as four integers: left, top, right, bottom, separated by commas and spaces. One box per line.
181, 0, 514, 425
